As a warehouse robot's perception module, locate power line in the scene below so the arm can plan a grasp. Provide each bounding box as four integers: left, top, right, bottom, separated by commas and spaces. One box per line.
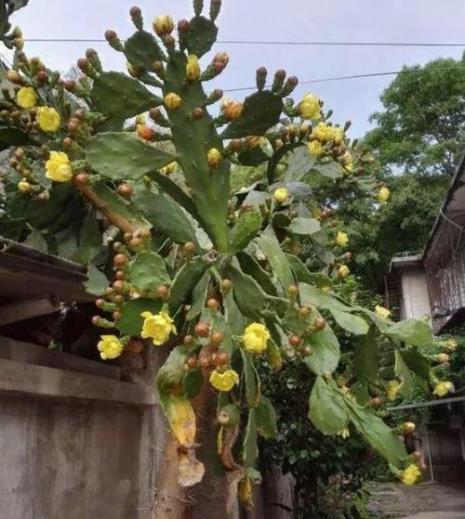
22, 38, 465, 48
224, 66, 460, 92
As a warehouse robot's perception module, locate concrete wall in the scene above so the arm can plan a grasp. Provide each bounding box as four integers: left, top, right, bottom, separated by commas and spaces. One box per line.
401, 270, 431, 321
0, 336, 168, 519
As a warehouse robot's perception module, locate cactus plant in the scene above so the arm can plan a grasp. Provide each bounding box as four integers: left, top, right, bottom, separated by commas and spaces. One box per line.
0, 1, 455, 516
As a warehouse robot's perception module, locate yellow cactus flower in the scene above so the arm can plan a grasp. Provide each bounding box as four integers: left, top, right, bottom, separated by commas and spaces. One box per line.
336, 231, 349, 248
17, 179, 32, 193
37, 106, 61, 132
16, 86, 37, 109
445, 338, 458, 352
221, 97, 244, 120
209, 368, 240, 392
341, 151, 353, 171
141, 310, 177, 346
153, 15, 174, 36
299, 93, 321, 120
337, 264, 350, 279
333, 127, 345, 145
437, 353, 450, 364
207, 147, 222, 168
97, 335, 124, 360
308, 139, 324, 157
386, 380, 401, 401
164, 92, 182, 110
337, 427, 350, 439
161, 161, 177, 175
378, 186, 390, 204
312, 122, 334, 143
45, 151, 73, 182
401, 421, 416, 434
400, 464, 421, 486
274, 187, 289, 204
375, 305, 391, 319
186, 54, 201, 81
243, 322, 270, 354
433, 381, 454, 397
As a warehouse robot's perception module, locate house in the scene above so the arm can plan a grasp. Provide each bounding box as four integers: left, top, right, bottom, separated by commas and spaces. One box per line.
386, 156, 465, 334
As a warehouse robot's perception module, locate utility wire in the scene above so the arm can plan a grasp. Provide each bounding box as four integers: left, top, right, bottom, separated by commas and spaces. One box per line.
224, 66, 461, 92
22, 38, 465, 48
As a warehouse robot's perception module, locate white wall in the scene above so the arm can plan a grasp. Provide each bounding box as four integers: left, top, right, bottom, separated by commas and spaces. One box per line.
401, 270, 431, 321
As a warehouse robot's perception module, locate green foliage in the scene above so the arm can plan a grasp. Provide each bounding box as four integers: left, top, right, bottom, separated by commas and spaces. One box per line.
129, 250, 170, 292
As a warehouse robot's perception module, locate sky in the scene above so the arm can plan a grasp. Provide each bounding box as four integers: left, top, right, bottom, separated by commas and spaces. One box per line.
7, 0, 465, 138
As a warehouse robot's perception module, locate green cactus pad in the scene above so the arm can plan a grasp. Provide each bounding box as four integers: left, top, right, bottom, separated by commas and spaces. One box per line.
230, 210, 262, 253
137, 191, 199, 245
91, 71, 162, 121
221, 90, 283, 139
124, 30, 164, 70
129, 250, 170, 292
186, 16, 218, 57
86, 132, 175, 180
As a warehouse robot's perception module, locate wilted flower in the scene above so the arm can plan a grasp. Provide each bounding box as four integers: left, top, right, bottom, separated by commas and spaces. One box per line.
274, 187, 288, 204
164, 92, 182, 110
186, 54, 200, 81
221, 97, 244, 120
337, 264, 350, 279
433, 381, 454, 397
207, 148, 222, 168
153, 15, 174, 37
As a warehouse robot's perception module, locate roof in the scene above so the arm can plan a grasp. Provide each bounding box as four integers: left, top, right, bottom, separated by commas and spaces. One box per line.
389, 253, 423, 274
0, 236, 92, 303
423, 154, 465, 262
388, 394, 465, 411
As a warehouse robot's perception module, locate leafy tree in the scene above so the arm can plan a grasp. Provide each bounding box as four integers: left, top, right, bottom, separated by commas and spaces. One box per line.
365, 57, 465, 177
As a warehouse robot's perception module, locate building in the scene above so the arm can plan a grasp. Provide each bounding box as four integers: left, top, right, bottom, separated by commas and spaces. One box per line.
386, 156, 465, 334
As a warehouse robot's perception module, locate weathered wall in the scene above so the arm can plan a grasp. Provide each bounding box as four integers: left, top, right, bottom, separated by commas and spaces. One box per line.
401, 270, 431, 321
0, 337, 169, 519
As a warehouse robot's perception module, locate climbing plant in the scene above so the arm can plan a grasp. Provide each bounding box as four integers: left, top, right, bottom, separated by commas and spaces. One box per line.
0, 1, 455, 516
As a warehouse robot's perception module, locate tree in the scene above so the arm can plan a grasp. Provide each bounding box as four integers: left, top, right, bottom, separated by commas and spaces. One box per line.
0, 2, 451, 517
365, 57, 465, 177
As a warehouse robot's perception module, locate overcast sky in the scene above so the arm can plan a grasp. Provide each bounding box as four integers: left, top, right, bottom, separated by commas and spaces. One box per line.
7, 0, 465, 138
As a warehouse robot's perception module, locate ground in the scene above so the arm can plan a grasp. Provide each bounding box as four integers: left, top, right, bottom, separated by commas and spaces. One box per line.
368, 482, 465, 518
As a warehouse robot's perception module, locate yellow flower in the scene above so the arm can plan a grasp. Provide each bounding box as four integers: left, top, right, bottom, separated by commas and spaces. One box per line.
308, 139, 324, 157
341, 151, 353, 171
400, 464, 421, 486
445, 338, 458, 352
336, 231, 349, 248
37, 106, 61, 132
386, 380, 401, 401
433, 381, 454, 397
161, 161, 177, 175
337, 264, 350, 279
153, 15, 174, 36
274, 187, 289, 204
333, 127, 345, 145
238, 477, 253, 507
186, 54, 200, 81
378, 186, 390, 204
164, 92, 182, 110
17, 179, 32, 193
375, 305, 391, 319
401, 421, 416, 434
312, 122, 334, 143
210, 369, 240, 392
221, 97, 244, 121
299, 93, 321, 120
16, 86, 37, 109
141, 310, 177, 346
243, 322, 270, 354
337, 427, 350, 439
437, 353, 449, 364
207, 148, 222, 168
97, 335, 124, 360
45, 151, 73, 182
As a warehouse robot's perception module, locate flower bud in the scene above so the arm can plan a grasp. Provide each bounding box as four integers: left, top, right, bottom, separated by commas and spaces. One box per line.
221, 278, 232, 292
289, 335, 302, 347
437, 353, 449, 364
272, 69, 286, 92
130, 6, 143, 30
117, 183, 134, 198
212, 52, 229, 73
164, 92, 182, 110
7, 70, 22, 84
280, 76, 299, 97
256, 66, 267, 91
274, 187, 289, 204
113, 253, 128, 268
191, 107, 205, 120
207, 298, 219, 311
105, 29, 124, 51
73, 172, 90, 186
195, 322, 210, 337
210, 0, 222, 21
207, 148, 222, 168
17, 180, 32, 193
211, 331, 224, 346
183, 242, 196, 254
137, 124, 155, 141
177, 19, 190, 34
193, 0, 204, 16
401, 422, 416, 435
153, 15, 174, 37
186, 54, 201, 81
314, 316, 326, 331
222, 98, 243, 121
